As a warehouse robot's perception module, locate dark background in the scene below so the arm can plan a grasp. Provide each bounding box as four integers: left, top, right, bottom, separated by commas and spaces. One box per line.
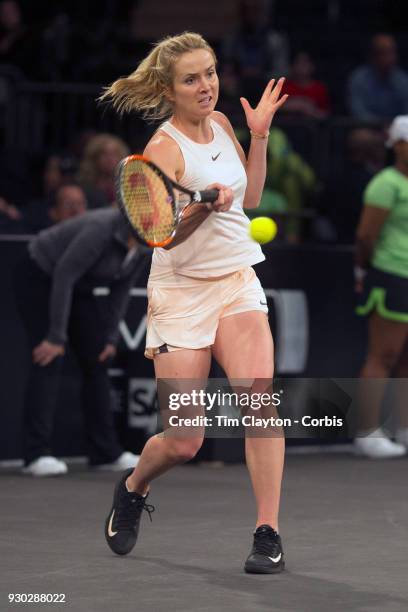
0, 238, 365, 461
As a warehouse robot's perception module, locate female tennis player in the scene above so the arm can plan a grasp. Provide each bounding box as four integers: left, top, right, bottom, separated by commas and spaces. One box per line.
354, 115, 408, 459
101, 31, 288, 573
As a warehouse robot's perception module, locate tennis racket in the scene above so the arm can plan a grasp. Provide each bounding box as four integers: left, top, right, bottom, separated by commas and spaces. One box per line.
116, 154, 219, 248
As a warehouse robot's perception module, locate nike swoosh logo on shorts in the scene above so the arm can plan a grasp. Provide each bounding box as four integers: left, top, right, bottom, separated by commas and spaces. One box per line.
268, 553, 282, 563
212, 152, 221, 161
108, 510, 118, 537
260, 300, 267, 305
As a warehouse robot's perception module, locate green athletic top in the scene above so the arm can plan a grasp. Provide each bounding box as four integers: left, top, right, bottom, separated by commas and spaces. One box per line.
363, 167, 408, 278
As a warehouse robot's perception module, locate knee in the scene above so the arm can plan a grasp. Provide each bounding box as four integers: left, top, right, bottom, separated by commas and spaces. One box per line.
167, 438, 204, 463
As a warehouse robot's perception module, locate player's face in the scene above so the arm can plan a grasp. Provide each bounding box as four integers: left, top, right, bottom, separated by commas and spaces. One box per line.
169, 49, 219, 119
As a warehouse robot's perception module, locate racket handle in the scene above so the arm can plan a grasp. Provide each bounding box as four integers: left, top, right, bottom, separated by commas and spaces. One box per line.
195, 189, 219, 204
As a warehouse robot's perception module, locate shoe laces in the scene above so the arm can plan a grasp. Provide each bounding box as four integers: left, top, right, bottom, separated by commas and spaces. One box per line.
253, 526, 280, 557
116, 495, 155, 530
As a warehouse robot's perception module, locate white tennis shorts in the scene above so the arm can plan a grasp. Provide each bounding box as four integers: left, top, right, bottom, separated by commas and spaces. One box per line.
145, 267, 268, 359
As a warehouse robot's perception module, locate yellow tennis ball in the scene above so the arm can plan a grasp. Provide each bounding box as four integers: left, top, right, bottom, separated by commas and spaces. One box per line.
249, 217, 277, 244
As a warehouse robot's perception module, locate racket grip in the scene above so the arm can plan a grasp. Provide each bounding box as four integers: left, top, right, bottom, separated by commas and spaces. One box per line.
197, 189, 219, 203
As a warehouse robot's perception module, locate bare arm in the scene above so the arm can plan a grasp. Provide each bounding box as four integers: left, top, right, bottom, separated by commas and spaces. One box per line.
354, 204, 389, 292
212, 111, 268, 210
355, 205, 390, 269
144, 131, 185, 183
213, 79, 288, 209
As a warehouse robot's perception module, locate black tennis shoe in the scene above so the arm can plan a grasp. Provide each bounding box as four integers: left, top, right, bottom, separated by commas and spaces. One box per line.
104, 468, 154, 556
244, 524, 285, 574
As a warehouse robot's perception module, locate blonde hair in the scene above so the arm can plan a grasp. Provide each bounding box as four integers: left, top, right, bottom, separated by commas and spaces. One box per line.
78, 133, 129, 185
99, 31, 217, 121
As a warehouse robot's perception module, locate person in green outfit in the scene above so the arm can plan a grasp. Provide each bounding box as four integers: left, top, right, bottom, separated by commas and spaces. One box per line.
354, 115, 408, 458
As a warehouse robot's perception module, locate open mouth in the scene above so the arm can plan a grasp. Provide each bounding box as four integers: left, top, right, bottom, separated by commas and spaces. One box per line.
198, 96, 212, 105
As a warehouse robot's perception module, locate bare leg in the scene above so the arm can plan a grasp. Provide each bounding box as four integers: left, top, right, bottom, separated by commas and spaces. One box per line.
358, 313, 408, 432
126, 348, 211, 494
213, 311, 284, 532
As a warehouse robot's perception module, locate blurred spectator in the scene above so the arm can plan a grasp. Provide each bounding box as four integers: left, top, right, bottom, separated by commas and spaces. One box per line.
0, 0, 21, 57
0, 1, 25, 62
266, 128, 317, 243
78, 133, 129, 208
24, 182, 87, 233
108, 1, 146, 77
0, 146, 31, 232
69, 129, 98, 160
0, 0, 38, 77
0, 193, 23, 232
323, 128, 386, 243
221, 0, 289, 105
282, 51, 331, 119
57, 2, 136, 82
348, 34, 408, 120
39, 10, 73, 81
237, 124, 316, 242
48, 183, 86, 222
22, 154, 78, 232
353, 115, 408, 458
38, 8, 98, 81
42, 154, 78, 194
13, 208, 144, 476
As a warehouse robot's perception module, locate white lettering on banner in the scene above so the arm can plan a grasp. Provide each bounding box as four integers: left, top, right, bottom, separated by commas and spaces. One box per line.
119, 315, 147, 351
94, 287, 309, 374
128, 378, 157, 433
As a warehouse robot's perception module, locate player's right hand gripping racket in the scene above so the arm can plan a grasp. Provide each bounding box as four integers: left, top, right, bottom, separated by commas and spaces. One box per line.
116, 155, 219, 249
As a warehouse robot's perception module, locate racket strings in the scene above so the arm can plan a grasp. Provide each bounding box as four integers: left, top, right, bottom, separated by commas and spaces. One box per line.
121, 161, 176, 245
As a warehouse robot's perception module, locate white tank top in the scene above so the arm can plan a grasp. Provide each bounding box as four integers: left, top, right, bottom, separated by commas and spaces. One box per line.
149, 119, 265, 281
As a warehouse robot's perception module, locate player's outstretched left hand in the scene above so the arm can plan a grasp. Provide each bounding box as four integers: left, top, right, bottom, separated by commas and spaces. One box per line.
240, 78, 288, 136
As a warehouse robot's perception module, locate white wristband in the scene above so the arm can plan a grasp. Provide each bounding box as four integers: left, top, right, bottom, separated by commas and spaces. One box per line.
354, 266, 367, 282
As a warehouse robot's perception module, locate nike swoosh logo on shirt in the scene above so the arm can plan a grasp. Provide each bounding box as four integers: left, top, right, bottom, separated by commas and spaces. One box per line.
268, 553, 282, 563
108, 510, 117, 537
211, 152, 221, 161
